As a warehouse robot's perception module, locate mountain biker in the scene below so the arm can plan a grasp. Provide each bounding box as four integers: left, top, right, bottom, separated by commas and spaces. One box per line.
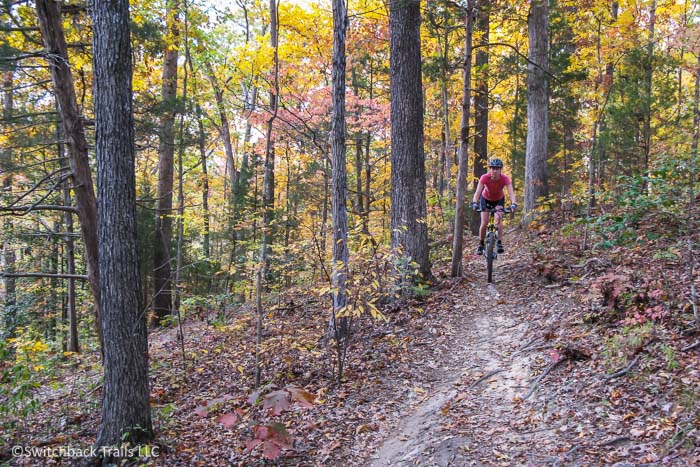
470, 158, 517, 255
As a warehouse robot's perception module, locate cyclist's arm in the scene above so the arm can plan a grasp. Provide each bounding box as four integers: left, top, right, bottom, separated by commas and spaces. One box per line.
472, 180, 485, 204
507, 182, 516, 207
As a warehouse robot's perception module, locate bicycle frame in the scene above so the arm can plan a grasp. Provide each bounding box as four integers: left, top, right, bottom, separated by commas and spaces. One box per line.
477, 207, 511, 283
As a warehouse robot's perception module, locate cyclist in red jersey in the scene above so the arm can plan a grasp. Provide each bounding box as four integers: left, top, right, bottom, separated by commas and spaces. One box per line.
470, 158, 517, 255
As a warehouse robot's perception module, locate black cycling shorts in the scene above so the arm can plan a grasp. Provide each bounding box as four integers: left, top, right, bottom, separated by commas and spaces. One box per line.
479, 197, 505, 211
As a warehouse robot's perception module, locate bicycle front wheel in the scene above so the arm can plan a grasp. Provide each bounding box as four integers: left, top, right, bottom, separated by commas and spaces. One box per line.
486, 233, 495, 283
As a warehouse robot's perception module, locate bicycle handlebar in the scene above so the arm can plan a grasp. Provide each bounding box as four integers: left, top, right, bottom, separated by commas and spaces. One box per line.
475, 207, 512, 214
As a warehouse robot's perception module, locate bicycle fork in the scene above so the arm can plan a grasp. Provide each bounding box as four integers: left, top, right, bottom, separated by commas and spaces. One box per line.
485, 231, 499, 259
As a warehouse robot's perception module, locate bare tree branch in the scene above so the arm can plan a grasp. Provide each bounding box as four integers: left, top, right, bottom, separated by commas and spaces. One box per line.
4, 166, 71, 208
0, 272, 87, 280
0, 204, 78, 215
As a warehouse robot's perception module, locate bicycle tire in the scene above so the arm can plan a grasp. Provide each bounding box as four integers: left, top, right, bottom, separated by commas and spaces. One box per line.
486, 232, 495, 283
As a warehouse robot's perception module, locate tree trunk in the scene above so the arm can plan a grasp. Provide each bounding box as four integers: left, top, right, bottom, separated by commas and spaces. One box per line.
389, 0, 431, 282
63, 180, 78, 353
260, 0, 278, 282
196, 105, 211, 259
692, 57, 700, 165
364, 71, 374, 236
329, 0, 350, 365
205, 63, 238, 198
255, 0, 280, 387
641, 0, 655, 191
320, 156, 329, 266
524, 0, 549, 213
471, 0, 489, 235
2, 69, 16, 338
450, 1, 474, 278
588, 18, 603, 211
284, 147, 293, 288
598, 1, 618, 188
441, 77, 451, 203
688, 56, 700, 326
173, 2, 190, 318
93, 0, 152, 451
35, 0, 102, 350
153, 0, 180, 323
56, 100, 78, 352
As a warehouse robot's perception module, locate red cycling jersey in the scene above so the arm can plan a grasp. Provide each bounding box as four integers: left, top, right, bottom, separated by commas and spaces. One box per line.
479, 173, 511, 202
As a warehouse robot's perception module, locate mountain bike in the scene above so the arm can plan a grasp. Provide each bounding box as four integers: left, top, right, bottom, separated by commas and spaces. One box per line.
476, 206, 511, 283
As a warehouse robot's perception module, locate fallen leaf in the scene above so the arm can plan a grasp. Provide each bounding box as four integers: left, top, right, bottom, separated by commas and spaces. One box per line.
218, 412, 239, 427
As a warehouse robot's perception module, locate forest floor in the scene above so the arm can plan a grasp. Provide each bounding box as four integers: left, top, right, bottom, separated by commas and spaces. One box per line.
2, 214, 699, 466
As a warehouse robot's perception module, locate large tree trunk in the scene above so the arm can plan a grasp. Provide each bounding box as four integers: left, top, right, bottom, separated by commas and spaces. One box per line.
2, 69, 16, 338
153, 0, 180, 324
450, 0, 474, 278
389, 0, 431, 282
329, 0, 349, 376
35, 0, 102, 349
524, 0, 549, 213
471, 0, 490, 235
93, 0, 152, 452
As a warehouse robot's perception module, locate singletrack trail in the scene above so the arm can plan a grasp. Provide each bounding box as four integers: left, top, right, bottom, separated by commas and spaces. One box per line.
366, 235, 597, 466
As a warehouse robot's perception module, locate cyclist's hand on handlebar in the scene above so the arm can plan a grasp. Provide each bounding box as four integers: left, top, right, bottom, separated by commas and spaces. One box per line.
510, 203, 518, 211
471, 201, 478, 210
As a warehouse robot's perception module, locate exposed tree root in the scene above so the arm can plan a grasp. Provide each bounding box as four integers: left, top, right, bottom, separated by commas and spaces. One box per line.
523, 358, 567, 400
682, 341, 699, 352
599, 436, 631, 446
603, 355, 640, 381
469, 369, 505, 389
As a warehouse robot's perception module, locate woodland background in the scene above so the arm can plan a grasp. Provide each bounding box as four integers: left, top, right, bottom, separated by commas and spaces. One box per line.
0, 0, 699, 464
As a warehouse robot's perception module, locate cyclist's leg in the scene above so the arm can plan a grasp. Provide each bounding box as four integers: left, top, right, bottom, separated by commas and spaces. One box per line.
478, 197, 489, 242
479, 212, 489, 240
494, 199, 506, 251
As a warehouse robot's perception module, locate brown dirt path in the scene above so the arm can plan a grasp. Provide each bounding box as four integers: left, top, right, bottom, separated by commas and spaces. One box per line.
363, 235, 642, 466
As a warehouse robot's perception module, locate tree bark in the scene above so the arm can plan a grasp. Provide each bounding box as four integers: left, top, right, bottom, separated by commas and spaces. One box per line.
451, 1, 473, 278
471, 0, 489, 235
2, 69, 16, 338
389, 0, 431, 282
524, 0, 549, 213
641, 0, 655, 191
329, 0, 350, 363
205, 63, 238, 198
690, 57, 699, 325
93, 0, 152, 451
196, 104, 210, 259
153, 0, 180, 323
255, 0, 280, 387
173, 1, 190, 318
56, 100, 78, 352
35, 0, 101, 350
440, 59, 451, 204
260, 0, 278, 281
598, 1, 618, 188
63, 179, 78, 353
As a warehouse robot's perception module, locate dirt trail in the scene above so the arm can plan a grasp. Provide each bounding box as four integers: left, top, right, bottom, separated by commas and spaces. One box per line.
368, 246, 567, 466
